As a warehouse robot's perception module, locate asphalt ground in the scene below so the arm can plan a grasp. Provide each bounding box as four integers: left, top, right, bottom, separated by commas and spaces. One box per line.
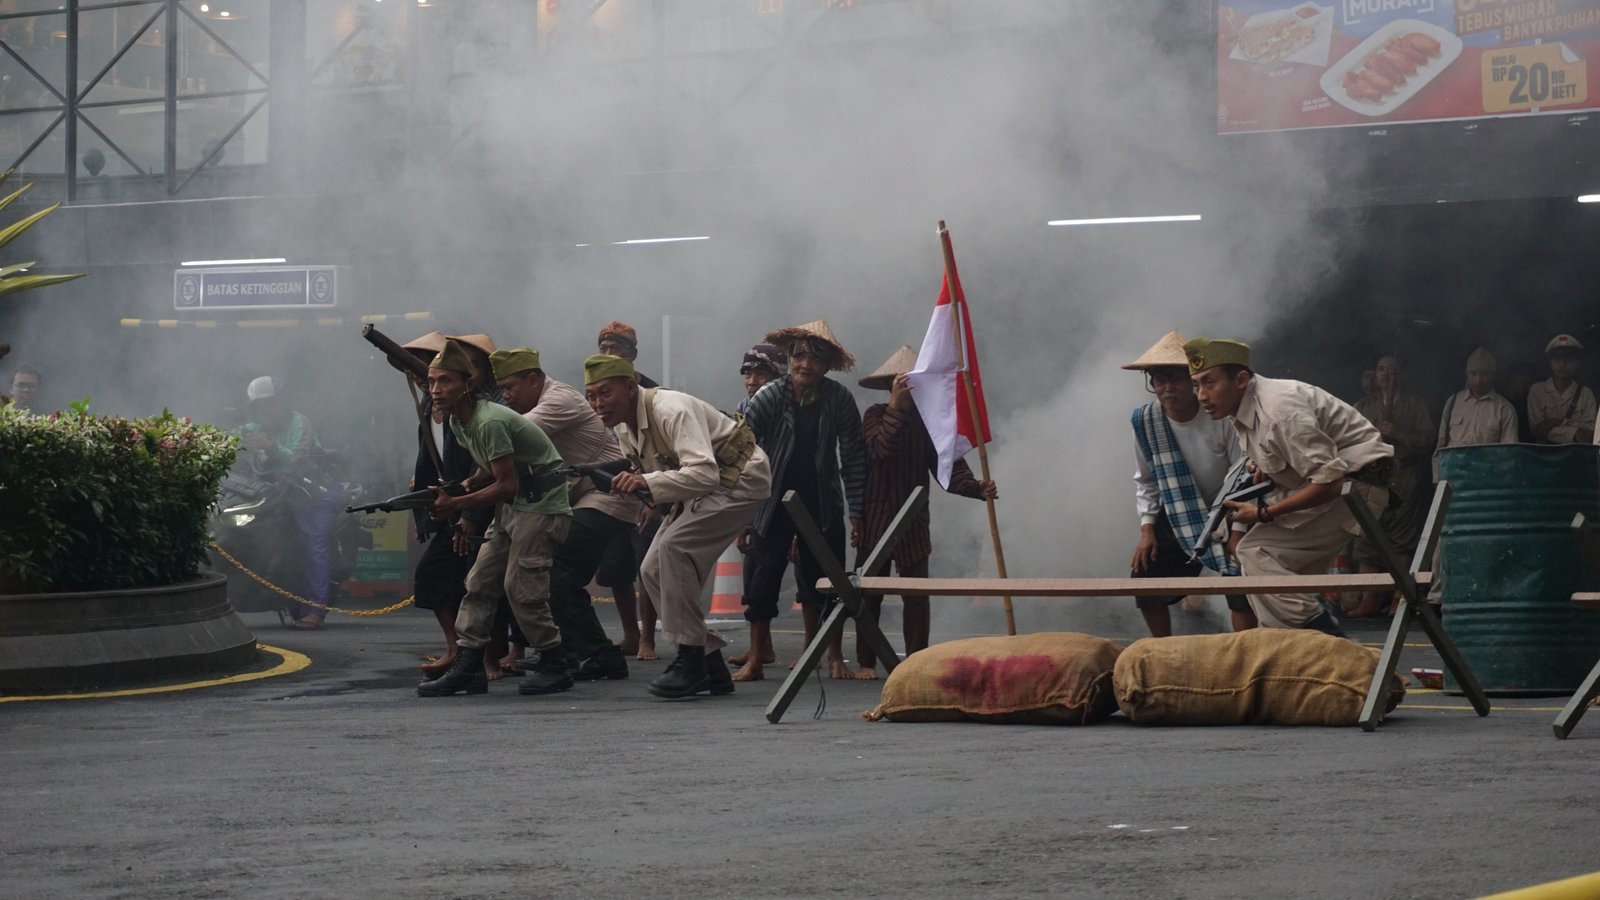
3, 600, 1597, 900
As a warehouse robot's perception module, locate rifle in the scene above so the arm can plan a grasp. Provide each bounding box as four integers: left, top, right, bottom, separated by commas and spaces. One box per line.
363, 324, 430, 384
561, 458, 653, 504
346, 481, 464, 514
1189, 479, 1274, 563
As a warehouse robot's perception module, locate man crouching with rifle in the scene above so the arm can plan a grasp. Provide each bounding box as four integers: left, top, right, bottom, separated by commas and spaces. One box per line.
417, 339, 574, 697
583, 354, 772, 698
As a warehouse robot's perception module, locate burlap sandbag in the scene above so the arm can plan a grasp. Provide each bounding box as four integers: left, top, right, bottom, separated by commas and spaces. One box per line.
865, 632, 1122, 725
1113, 629, 1405, 726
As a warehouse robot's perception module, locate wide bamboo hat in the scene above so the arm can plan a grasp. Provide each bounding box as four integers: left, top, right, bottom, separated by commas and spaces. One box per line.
1121, 330, 1191, 371
447, 333, 498, 356
859, 345, 918, 390
385, 330, 448, 375
764, 319, 854, 372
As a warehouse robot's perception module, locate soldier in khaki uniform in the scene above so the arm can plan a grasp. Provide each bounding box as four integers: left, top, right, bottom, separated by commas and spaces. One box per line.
1186, 338, 1392, 635
583, 354, 773, 699
1527, 334, 1596, 445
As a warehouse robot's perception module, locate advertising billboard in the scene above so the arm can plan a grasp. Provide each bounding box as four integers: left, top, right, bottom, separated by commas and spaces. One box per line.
1218, 0, 1600, 133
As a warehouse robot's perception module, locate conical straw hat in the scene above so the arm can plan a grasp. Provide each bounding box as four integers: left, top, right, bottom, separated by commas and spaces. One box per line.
859, 345, 918, 390
1121, 330, 1191, 371
447, 333, 498, 356
764, 319, 854, 372
387, 330, 447, 374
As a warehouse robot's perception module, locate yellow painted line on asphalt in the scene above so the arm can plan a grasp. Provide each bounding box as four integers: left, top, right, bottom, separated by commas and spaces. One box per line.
1477, 870, 1600, 899
0, 644, 309, 703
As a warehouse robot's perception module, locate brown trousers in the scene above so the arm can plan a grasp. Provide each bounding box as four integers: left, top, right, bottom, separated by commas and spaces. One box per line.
455, 505, 571, 652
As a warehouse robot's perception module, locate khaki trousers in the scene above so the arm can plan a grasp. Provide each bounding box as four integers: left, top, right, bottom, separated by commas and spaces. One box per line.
455, 506, 571, 652
641, 490, 764, 652
1235, 482, 1387, 628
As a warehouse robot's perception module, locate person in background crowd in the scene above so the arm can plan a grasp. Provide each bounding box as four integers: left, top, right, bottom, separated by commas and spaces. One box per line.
1347, 354, 1434, 619
1121, 332, 1255, 638
240, 375, 340, 629
737, 343, 785, 414
732, 320, 867, 682
1433, 347, 1519, 469
584, 353, 771, 698
851, 344, 996, 676
594, 319, 660, 659
1187, 338, 1393, 637
8, 364, 40, 410
417, 340, 574, 698
491, 347, 637, 682
1527, 334, 1596, 445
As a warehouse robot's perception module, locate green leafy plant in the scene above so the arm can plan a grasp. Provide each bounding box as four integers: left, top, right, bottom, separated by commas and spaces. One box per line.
0, 405, 238, 593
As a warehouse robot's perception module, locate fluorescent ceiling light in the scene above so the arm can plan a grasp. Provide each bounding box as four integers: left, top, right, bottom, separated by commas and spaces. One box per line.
1048, 214, 1203, 227
180, 258, 287, 266
1578, 194, 1600, 203
609, 236, 711, 245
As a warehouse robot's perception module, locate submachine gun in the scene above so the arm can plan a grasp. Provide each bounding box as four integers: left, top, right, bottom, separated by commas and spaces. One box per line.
1189, 479, 1274, 563
561, 458, 654, 505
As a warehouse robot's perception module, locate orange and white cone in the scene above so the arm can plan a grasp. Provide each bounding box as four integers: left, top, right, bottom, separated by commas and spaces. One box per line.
705, 541, 745, 623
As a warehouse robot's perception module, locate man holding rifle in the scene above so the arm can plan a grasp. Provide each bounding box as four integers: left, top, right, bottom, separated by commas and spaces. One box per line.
492, 347, 638, 682
1121, 332, 1255, 637
583, 353, 771, 699
1187, 338, 1392, 636
417, 340, 575, 698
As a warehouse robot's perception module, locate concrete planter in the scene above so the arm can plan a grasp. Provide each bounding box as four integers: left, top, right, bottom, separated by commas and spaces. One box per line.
0, 572, 257, 694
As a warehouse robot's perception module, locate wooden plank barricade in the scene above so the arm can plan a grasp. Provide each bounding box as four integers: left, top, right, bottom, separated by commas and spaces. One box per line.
767, 479, 1495, 731
1553, 514, 1600, 739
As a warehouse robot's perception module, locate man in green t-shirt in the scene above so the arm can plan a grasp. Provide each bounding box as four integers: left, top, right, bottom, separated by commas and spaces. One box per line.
417, 340, 574, 698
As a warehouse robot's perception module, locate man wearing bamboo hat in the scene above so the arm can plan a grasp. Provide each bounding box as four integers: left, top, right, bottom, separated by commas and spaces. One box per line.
731, 319, 868, 682
492, 347, 639, 682
852, 345, 996, 674
1527, 334, 1596, 445
583, 353, 771, 698
1122, 332, 1255, 637
417, 340, 575, 697
1187, 337, 1392, 635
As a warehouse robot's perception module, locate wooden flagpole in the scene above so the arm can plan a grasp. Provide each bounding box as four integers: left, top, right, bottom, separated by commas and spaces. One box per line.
937, 220, 1015, 635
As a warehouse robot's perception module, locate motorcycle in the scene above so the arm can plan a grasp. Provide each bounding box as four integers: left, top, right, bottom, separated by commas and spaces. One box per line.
211, 448, 370, 623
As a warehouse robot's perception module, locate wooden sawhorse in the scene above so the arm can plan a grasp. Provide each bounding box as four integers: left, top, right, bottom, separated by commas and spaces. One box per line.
1553, 513, 1600, 739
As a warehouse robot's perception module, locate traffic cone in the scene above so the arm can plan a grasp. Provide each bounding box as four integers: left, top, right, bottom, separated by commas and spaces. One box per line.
705, 541, 745, 622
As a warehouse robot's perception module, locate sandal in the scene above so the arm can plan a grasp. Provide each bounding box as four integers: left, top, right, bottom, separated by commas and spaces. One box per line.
289, 616, 325, 630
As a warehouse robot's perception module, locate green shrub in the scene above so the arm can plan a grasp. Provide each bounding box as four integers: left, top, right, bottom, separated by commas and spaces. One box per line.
0, 405, 238, 593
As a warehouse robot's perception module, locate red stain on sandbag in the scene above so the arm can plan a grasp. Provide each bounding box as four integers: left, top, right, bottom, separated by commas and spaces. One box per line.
935, 654, 1059, 708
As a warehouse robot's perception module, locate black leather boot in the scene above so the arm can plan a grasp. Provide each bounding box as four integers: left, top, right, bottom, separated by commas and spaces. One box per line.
574, 643, 630, 681
704, 649, 734, 696
647, 644, 710, 698
519, 644, 575, 695
417, 646, 487, 697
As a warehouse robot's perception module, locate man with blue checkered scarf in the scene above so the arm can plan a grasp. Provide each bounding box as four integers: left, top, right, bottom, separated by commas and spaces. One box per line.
1123, 332, 1258, 636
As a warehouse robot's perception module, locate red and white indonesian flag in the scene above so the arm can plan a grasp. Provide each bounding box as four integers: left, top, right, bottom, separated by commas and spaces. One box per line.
907, 260, 993, 490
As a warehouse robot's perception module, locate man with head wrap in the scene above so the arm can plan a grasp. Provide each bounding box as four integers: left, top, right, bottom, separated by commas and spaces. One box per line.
583, 353, 771, 698
737, 343, 786, 414
492, 347, 638, 682
1187, 338, 1392, 636
417, 340, 574, 698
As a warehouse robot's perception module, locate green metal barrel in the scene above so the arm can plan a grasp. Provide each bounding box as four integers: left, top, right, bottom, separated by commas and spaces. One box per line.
1438, 444, 1600, 696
